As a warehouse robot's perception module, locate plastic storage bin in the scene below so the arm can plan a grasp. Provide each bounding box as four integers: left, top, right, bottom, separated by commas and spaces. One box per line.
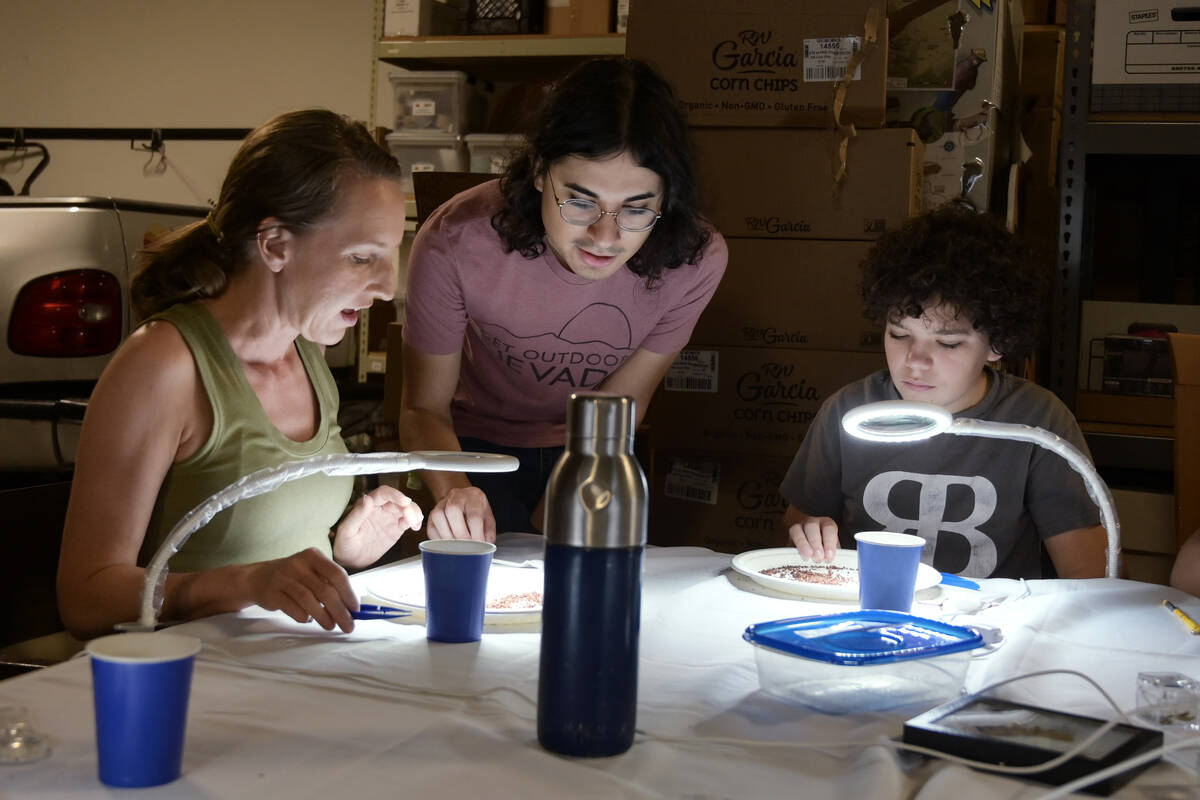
462, 0, 544, 33
389, 70, 488, 135
464, 133, 526, 174
385, 132, 468, 197
742, 611, 983, 714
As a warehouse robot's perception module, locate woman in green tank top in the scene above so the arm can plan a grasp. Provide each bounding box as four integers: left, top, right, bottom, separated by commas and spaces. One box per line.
57, 109, 423, 640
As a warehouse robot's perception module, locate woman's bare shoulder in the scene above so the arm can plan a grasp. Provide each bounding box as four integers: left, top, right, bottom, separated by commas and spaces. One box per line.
93, 319, 199, 410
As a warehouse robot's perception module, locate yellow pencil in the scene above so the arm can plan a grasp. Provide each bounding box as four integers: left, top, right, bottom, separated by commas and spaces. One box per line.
1163, 600, 1200, 636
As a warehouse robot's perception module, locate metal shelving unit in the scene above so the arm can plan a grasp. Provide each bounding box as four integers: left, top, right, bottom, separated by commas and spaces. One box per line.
356, 32, 626, 382
376, 34, 625, 82
1053, 0, 1200, 407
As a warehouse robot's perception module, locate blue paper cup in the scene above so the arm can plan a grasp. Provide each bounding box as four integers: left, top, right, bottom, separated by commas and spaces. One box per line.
86, 632, 201, 788
420, 539, 496, 643
854, 531, 927, 612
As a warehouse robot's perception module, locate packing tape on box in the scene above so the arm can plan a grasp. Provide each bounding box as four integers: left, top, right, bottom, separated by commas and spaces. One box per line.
831, 6, 883, 193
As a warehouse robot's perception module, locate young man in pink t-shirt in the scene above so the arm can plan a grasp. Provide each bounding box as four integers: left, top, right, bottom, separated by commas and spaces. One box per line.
399, 58, 727, 539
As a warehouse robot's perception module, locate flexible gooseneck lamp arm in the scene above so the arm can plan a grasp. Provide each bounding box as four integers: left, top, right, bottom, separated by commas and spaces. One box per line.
120, 450, 519, 632
841, 400, 1120, 579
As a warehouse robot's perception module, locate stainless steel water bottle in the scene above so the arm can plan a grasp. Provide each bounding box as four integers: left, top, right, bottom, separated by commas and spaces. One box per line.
537, 392, 647, 757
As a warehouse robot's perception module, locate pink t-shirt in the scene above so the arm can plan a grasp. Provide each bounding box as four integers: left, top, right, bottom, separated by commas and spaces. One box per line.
404, 179, 727, 447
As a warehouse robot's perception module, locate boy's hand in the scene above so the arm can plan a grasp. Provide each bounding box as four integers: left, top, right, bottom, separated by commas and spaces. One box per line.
427, 486, 497, 543
788, 515, 840, 563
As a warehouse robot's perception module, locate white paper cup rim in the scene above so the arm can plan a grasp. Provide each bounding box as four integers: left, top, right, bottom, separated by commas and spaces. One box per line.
86, 632, 201, 664
854, 531, 926, 548
419, 540, 496, 556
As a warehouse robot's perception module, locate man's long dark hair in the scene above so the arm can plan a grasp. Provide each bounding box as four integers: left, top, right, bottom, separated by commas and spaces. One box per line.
491, 58, 710, 282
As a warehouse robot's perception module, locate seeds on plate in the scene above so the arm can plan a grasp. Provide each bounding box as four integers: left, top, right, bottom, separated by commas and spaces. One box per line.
488, 591, 543, 610
759, 564, 856, 586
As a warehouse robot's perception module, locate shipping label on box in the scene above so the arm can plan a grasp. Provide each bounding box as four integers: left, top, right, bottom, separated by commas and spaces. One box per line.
690, 238, 882, 352
650, 449, 793, 552
648, 348, 885, 456
627, 0, 889, 128
692, 127, 922, 240
662, 349, 718, 393
662, 457, 721, 505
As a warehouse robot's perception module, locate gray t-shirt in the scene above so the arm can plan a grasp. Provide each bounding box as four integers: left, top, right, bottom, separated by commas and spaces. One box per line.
779, 368, 1100, 579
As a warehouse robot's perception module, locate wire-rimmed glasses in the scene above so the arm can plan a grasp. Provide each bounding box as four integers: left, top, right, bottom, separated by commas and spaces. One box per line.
547, 172, 661, 233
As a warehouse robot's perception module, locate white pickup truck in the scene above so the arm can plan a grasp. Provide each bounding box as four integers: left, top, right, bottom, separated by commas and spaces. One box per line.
0, 197, 208, 478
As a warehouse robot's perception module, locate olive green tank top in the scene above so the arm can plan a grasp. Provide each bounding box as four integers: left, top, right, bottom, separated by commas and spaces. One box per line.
139, 302, 352, 572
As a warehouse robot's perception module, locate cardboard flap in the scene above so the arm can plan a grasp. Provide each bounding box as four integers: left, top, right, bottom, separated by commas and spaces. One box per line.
1169, 332, 1200, 386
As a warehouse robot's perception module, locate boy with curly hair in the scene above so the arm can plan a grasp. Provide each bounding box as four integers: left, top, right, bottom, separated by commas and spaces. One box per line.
780, 205, 1107, 579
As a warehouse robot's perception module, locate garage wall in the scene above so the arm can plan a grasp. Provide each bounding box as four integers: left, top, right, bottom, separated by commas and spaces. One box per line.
1, 0, 386, 205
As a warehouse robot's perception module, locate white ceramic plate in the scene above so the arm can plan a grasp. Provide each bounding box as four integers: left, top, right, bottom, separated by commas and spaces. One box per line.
366, 565, 544, 616
730, 547, 940, 602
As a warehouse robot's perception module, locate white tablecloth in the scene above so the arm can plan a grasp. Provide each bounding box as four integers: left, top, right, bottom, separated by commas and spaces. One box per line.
2, 534, 1198, 799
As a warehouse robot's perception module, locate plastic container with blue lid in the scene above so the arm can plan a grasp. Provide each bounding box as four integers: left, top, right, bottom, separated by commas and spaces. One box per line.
743, 611, 984, 714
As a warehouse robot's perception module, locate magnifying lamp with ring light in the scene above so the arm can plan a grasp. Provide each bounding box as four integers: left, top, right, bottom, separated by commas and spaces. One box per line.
119, 450, 520, 633
840, 400, 1120, 578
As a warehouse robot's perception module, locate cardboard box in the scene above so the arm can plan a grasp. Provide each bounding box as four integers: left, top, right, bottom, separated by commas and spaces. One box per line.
887, 0, 1024, 212
1121, 551, 1173, 585
627, 0, 889, 128
1112, 488, 1177, 556
1023, 25, 1065, 111
383, 0, 461, 37
1074, 390, 1174, 429
690, 238, 882, 351
649, 448, 794, 552
645, 347, 885, 456
1169, 332, 1200, 547
545, 0, 612, 35
692, 127, 922, 240
1095, 2, 1200, 85
1093, 1, 1200, 112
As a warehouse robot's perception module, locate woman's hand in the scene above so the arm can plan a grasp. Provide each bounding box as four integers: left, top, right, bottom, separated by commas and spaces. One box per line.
333, 485, 425, 569
245, 547, 360, 632
426, 486, 496, 542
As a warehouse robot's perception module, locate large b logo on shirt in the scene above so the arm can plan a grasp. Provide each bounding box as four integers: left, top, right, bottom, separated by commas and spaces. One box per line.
861, 471, 998, 577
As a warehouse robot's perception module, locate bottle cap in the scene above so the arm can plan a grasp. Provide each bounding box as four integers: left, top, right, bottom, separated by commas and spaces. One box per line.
566, 392, 636, 448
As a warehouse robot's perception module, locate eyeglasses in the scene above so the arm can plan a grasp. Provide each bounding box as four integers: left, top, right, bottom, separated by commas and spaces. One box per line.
547, 173, 661, 233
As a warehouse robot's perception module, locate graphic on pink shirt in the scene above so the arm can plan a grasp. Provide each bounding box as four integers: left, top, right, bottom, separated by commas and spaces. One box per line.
475, 302, 635, 390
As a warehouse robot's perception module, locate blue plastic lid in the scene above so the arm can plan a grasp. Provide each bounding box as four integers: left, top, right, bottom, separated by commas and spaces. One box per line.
742, 610, 983, 666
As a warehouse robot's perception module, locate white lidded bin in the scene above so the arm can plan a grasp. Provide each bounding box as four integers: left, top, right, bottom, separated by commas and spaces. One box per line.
464, 133, 526, 174
742, 611, 983, 714
385, 132, 468, 196
389, 70, 489, 135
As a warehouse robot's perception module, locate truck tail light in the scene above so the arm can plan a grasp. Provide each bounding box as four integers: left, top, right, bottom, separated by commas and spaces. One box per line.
9, 269, 123, 357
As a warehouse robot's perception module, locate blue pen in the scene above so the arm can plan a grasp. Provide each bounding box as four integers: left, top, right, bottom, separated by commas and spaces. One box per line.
939, 572, 981, 591
351, 604, 412, 621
